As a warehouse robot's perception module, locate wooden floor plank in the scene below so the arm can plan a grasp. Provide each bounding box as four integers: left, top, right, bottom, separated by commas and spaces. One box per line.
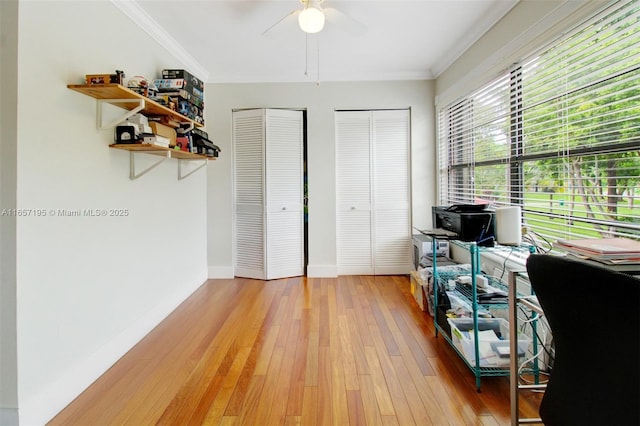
338, 313, 360, 391
366, 323, 416, 425
389, 307, 435, 375
363, 345, 396, 417
202, 346, 253, 424
357, 374, 385, 426
316, 346, 334, 426
48, 275, 531, 426
235, 374, 266, 426
388, 341, 451, 425
300, 386, 318, 426
390, 355, 433, 425
251, 346, 284, 424
286, 311, 311, 415
346, 389, 367, 426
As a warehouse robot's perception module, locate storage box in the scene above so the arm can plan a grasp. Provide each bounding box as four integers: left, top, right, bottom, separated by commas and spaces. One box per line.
85, 71, 124, 85
177, 100, 204, 125
448, 317, 531, 367
410, 272, 428, 312
161, 69, 204, 91
123, 113, 148, 127
175, 136, 190, 152
150, 122, 176, 147
153, 90, 204, 108
153, 79, 204, 101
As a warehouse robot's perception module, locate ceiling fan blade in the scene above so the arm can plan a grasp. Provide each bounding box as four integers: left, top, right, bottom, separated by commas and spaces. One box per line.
261, 9, 301, 38
323, 7, 367, 36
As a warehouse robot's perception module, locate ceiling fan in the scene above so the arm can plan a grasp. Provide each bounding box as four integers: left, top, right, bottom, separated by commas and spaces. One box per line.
261, 0, 367, 37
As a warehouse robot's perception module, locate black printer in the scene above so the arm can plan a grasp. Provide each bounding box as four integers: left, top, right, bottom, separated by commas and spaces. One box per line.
432, 205, 495, 246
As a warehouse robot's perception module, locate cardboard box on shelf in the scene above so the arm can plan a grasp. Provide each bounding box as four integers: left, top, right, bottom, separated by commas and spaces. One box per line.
153, 79, 204, 101
161, 69, 204, 91
150, 122, 176, 147
85, 71, 124, 85
153, 90, 204, 108
410, 271, 429, 312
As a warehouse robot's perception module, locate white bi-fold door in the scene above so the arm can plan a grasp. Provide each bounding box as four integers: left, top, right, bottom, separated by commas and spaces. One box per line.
233, 108, 304, 280
336, 109, 411, 275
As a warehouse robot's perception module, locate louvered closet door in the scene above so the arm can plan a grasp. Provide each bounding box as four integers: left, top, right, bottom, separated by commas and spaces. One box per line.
336, 109, 411, 275
265, 109, 303, 279
336, 111, 373, 275
234, 109, 266, 279
372, 110, 411, 274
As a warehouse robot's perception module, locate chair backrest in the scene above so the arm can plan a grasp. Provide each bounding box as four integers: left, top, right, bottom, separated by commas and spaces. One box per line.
526, 254, 640, 426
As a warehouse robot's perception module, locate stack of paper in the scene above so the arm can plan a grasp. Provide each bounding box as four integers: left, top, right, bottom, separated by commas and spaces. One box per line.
555, 237, 640, 265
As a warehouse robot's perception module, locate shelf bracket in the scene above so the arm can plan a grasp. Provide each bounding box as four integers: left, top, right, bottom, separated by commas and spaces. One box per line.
179, 121, 194, 132
129, 150, 169, 180
97, 98, 145, 129
178, 158, 207, 180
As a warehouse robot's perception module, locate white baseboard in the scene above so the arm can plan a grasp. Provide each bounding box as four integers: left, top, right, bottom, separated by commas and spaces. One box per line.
207, 265, 338, 279
306, 264, 338, 277
1, 408, 18, 426
19, 278, 205, 426
208, 265, 235, 279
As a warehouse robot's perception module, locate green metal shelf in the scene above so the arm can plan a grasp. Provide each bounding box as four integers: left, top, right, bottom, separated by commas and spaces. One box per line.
424, 232, 536, 391
434, 322, 512, 377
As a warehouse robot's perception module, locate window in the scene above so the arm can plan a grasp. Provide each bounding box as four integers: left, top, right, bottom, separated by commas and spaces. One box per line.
437, 0, 640, 245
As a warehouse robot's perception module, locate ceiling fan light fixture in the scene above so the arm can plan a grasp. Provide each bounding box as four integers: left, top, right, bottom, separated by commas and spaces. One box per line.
298, 6, 325, 33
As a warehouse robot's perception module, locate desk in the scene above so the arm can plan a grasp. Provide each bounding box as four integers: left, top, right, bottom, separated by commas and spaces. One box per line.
564, 253, 640, 275
508, 269, 545, 425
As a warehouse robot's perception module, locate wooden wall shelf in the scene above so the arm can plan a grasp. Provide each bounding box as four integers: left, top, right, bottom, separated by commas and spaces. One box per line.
109, 144, 214, 180
109, 143, 215, 161
69, 83, 211, 180
67, 83, 203, 128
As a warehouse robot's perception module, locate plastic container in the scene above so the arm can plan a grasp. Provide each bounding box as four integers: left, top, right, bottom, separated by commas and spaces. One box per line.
448, 317, 531, 367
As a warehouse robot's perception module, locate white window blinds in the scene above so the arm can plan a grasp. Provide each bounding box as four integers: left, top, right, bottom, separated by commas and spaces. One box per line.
438, 0, 640, 243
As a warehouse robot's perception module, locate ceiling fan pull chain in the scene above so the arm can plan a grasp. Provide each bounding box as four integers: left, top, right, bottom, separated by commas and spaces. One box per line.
316, 34, 321, 85
304, 32, 309, 76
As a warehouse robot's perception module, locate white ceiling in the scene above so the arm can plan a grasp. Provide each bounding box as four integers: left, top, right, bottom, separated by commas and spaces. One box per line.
122, 0, 519, 83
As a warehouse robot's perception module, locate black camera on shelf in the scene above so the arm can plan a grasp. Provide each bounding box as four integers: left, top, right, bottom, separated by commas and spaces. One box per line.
191, 128, 221, 158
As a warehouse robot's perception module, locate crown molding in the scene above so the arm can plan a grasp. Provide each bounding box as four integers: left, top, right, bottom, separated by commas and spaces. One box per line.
430, 0, 519, 78
110, 0, 209, 82
207, 70, 433, 84
435, 0, 604, 108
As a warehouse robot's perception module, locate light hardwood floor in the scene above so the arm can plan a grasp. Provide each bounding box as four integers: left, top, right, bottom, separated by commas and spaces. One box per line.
49, 275, 541, 425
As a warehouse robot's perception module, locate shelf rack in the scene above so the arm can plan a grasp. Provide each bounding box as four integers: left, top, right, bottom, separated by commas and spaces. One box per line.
109, 144, 210, 180
67, 83, 203, 129
68, 84, 212, 180
423, 232, 536, 391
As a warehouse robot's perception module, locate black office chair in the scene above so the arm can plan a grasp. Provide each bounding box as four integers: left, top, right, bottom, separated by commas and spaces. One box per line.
525, 254, 640, 426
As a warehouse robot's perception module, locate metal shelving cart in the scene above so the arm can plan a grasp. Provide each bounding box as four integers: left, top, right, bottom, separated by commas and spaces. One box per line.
422, 231, 536, 391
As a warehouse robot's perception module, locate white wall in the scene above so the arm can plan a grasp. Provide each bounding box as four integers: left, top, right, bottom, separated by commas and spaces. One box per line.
12, 2, 208, 424
205, 81, 436, 278
435, 0, 606, 108
1, 1, 19, 424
